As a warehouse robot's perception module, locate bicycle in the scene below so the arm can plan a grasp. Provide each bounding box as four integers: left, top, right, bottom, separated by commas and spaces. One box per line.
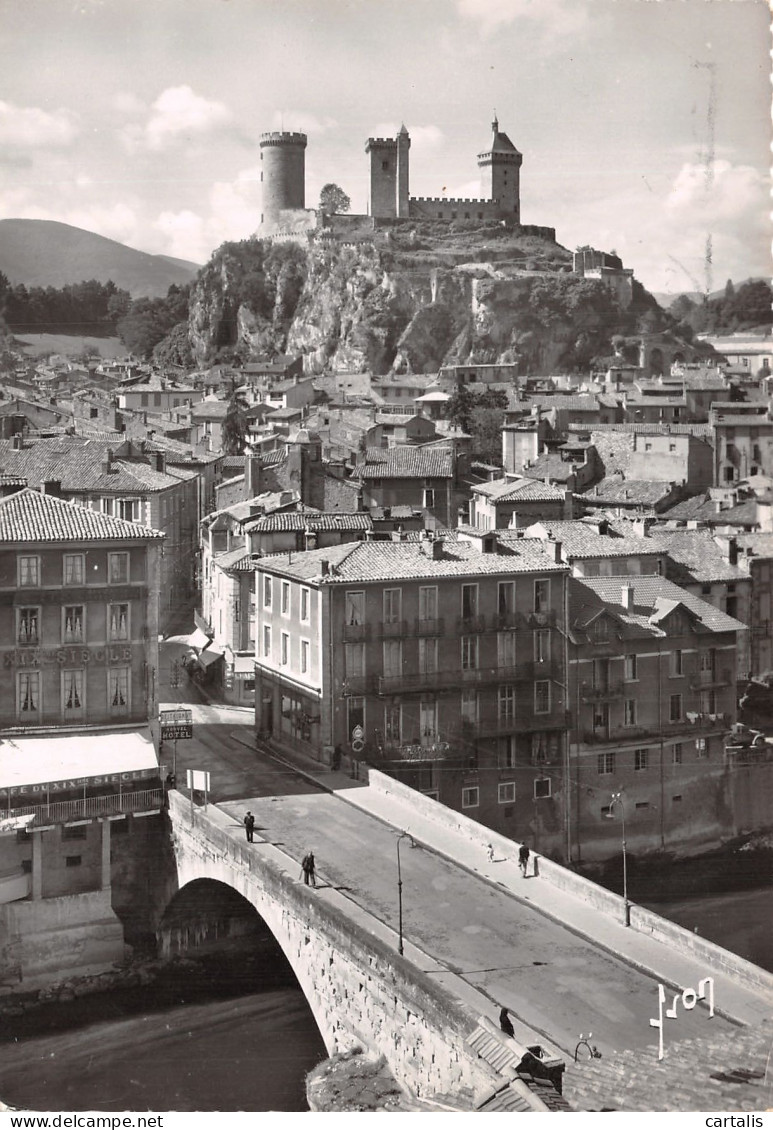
573, 1033, 602, 1062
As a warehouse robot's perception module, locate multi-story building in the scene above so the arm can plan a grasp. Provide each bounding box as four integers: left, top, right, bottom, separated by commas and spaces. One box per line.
567, 575, 746, 862
353, 446, 457, 527
711, 403, 773, 484
0, 489, 165, 984
254, 536, 569, 840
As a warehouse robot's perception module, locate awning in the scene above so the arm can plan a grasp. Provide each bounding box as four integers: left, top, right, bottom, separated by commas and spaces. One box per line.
0, 728, 158, 793
198, 644, 225, 670
234, 654, 256, 676
188, 627, 210, 650
0, 812, 36, 835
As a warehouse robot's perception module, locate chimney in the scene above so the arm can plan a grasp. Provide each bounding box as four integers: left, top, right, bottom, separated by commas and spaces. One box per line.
726, 536, 738, 566
622, 583, 634, 610
101, 449, 113, 474
432, 537, 444, 560
154, 451, 166, 474
42, 479, 61, 498
320, 559, 330, 576
11, 434, 22, 450
551, 539, 563, 564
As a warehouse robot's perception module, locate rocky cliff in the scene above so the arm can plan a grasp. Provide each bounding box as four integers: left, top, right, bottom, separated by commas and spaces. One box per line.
186, 222, 658, 374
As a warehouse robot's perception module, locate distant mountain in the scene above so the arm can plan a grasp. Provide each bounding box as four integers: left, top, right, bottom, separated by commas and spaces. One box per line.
0, 219, 201, 298
653, 278, 766, 309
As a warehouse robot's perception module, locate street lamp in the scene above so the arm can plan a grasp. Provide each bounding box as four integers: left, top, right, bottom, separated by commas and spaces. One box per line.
396, 831, 415, 955
605, 791, 630, 927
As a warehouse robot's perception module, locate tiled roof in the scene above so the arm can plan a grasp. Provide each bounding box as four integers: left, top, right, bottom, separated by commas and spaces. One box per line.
570, 423, 714, 437
260, 449, 288, 466
244, 512, 373, 533
562, 1019, 773, 1113
520, 521, 662, 560
520, 453, 577, 483
214, 546, 256, 571
259, 538, 568, 585
735, 533, 773, 558
191, 399, 229, 419
472, 476, 566, 503
658, 492, 717, 521
582, 477, 675, 505
569, 574, 745, 636
646, 530, 748, 583
353, 447, 454, 480
0, 488, 164, 543
0, 437, 187, 493
525, 394, 600, 412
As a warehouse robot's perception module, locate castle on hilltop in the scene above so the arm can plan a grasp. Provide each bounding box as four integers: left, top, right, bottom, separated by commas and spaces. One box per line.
259, 116, 530, 230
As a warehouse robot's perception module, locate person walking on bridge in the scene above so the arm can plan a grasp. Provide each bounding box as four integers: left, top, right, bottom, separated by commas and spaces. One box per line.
244, 811, 255, 843
518, 843, 530, 877
300, 849, 317, 887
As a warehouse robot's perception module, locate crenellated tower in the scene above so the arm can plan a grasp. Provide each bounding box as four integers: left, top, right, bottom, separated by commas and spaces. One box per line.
259, 131, 308, 227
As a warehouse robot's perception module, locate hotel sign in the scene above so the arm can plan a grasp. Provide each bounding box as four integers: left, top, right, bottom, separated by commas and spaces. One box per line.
2, 646, 133, 668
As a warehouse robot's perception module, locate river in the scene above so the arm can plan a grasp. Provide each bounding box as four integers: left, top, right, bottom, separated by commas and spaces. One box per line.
0, 885, 769, 1113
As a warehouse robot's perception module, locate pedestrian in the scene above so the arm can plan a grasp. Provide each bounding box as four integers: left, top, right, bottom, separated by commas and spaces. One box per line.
499, 1007, 515, 1038
244, 811, 255, 843
518, 842, 530, 877
486, 843, 495, 862
300, 849, 317, 887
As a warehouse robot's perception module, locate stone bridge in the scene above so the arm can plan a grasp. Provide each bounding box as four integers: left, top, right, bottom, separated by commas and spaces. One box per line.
160, 775, 773, 1111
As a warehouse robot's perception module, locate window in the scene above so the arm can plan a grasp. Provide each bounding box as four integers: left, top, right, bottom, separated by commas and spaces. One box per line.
461, 635, 478, 670
593, 618, 609, 641
108, 667, 129, 713
498, 581, 515, 619
673, 794, 683, 804
598, 752, 615, 775
18, 555, 40, 587
263, 625, 271, 657
498, 736, 516, 769
63, 554, 84, 585
700, 648, 715, 674
17, 607, 39, 645
534, 778, 551, 799
592, 658, 608, 689
624, 654, 637, 681
263, 576, 272, 609
418, 586, 438, 622
461, 688, 478, 724
672, 742, 683, 765
345, 590, 364, 625
108, 603, 129, 641
300, 588, 310, 622
700, 689, 716, 714
280, 632, 289, 666
108, 553, 129, 584
635, 802, 650, 811
624, 699, 637, 726
670, 693, 682, 722
593, 702, 609, 732
534, 579, 550, 613
635, 748, 649, 771
498, 782, 516, 804
65, 856, 82, 868
498, 631, 517, 668
384, 703, 401, 743
118, 499, 140, 522
281, 582, 290, 615
696, 737, 707, 758
498, 685, 515, 719
423, 488, 435, 508
461, 584, 478, 620
383, 588, 402, 624
534, 630, 550, 664
420, 699, 437, 742
418, 637, 438, 674
462, 786, 479, 809
534, 681, 550, 714
300, 639, 309, 674
17, 671, 40, 718
382, 640, 402, 678
670, 650, 683, 677
62, 669, 84, 716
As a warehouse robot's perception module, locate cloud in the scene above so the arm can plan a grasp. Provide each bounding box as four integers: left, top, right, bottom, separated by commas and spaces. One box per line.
122, 85, 231, 152
0, 100, 77, 149
269, 111, 337, 136
152, 165, 262, 262
457, 0, 588, 38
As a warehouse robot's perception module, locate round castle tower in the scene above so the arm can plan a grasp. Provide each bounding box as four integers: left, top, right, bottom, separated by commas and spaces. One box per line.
259, 131, 308, 227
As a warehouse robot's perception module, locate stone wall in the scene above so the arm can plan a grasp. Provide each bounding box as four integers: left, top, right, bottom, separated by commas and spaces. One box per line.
167, 791, 497, 1105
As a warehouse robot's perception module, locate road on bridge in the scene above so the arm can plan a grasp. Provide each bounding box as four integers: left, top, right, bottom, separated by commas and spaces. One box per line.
218, 788, 735, 1059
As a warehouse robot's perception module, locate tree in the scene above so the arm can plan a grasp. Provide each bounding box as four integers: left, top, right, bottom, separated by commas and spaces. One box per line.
223, 387, 248, 455
446, 384, 478, 433
319, 183, 351, 215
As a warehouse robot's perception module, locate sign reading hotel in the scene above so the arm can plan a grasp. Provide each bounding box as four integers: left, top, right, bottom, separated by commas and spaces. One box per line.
160, 708, 193, 741
2, 646, 134, 668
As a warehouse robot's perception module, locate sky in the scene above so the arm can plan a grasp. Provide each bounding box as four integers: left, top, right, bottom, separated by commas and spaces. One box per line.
0, 0, 769, 295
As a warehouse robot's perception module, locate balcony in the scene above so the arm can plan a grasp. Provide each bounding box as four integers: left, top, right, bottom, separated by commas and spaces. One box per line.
343, 622, 370, 642
341, 674, 376, 696
379, 619, 406, 639
414, 617, 445, 637
580, 681, 626, 703
477, 709, 568, 739
378, 670, 448, 695
689, 668, 732, 691
4, 788, 165, 827
495, 611, 519, 630
456, 615, 487, 634
526, 610, 556, 628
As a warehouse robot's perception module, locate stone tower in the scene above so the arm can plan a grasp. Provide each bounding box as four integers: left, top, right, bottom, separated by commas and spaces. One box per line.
366, 125, 411, 218
477, 116, 522, 221
259, 131, 308, 227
